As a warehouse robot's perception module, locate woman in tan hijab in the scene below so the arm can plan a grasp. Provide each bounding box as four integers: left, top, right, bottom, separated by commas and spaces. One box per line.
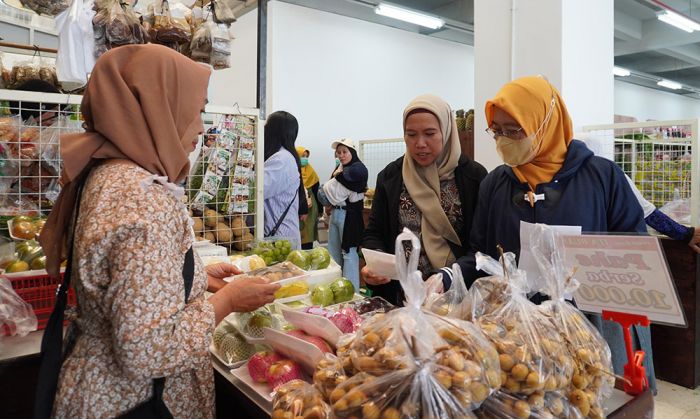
35, 44, 279, 418
361, 94, 487, 306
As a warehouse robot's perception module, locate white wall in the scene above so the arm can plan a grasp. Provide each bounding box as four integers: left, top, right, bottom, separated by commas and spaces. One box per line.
208, 9, 258, 108
614, 80, 700, 121
267, 1, 474, 180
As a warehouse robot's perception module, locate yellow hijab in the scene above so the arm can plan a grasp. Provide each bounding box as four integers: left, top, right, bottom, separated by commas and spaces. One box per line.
485, 76, 573, 191
402, 94, 462, 270
296, 146, 320, 189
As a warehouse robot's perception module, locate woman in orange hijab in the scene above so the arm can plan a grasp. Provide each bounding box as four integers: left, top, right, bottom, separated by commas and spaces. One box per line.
468, 75, 655, 392
35, 45, 279, 418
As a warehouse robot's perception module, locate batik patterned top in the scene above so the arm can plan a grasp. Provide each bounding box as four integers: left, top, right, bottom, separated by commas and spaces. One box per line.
53, 162, 215, 419
399, 178, 463, 276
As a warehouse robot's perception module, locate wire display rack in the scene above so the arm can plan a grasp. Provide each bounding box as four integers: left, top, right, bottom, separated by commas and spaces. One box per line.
0, 89, 263, 251
582, 119, 699, 226
0, 90, 82, 229
187, 104, 263, 253
357, 138, 405, 189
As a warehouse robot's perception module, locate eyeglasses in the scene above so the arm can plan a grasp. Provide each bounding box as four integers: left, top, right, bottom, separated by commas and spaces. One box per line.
485, 127, 525, 139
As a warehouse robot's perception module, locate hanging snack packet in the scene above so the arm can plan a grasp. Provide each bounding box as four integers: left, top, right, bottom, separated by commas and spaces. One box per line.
92, 0, 148, 58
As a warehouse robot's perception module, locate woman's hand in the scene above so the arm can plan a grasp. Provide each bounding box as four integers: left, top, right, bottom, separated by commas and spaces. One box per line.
205, 262, 241, 293
208, 277, 280, 324
361, 265, 390, 286
689, 227, 700, 254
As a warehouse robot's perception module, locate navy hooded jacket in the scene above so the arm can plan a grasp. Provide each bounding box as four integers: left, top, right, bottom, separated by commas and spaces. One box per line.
467, 139, 646, 283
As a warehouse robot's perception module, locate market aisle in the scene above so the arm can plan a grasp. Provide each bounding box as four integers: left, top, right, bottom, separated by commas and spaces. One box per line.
654, 380, 700, 418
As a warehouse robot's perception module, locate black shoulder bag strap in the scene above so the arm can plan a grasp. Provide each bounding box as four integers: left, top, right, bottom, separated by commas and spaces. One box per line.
33, 175, 195, 419
33, 179, 86, 419
266, 194, 296, 237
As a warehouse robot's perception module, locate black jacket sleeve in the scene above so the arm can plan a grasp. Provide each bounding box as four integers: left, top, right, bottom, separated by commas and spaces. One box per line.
311, 182, 320, 207
361, 170, 390, 253
297, 180, 308, 216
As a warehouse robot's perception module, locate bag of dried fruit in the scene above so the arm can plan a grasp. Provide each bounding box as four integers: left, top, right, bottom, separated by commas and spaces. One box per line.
469, 251, 521, 320
272, 379, 332, 419
92, 0, 148, 58
317, 228, 501, 418
471, 250, 574, 403
531, 223, 614, 419
424, 262, 471, 320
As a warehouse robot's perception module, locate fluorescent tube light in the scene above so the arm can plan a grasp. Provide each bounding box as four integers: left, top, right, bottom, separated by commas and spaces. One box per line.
375, 3, 445, 30
657, 79, 683, 90
657, 10, 700, 33
613, 66, 631, 77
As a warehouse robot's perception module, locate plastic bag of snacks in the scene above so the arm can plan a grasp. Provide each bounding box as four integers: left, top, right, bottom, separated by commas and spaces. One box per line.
9, 60, 40, 89
210, 22, 232, 69
424, 263, 471, 319
531, 224, 614, 419
469, 251, 519, 320
190, 17, 215, 64
0, 277, 38, 337
476, 389, 584, 419
316, 229, 501, 418
149, 0, 192, 48
92, 0, 149, 58
19, 0, 70, 16
472, 251, 573, 398
272, 379, 332, 419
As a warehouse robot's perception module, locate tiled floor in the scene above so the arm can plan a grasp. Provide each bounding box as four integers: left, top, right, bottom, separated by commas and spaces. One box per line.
655, 380, 700, 418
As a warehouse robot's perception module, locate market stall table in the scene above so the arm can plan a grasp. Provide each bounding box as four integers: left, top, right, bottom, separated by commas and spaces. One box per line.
212, 355, 654, 419
0, 327, 656, 419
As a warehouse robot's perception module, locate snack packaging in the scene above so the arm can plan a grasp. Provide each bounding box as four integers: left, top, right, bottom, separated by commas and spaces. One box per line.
424, 263, 471, 320
272, 379, 332, 419
92, 0, 149, 58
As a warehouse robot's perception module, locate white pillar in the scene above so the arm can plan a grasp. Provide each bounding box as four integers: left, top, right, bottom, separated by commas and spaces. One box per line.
474, 0, 614, 171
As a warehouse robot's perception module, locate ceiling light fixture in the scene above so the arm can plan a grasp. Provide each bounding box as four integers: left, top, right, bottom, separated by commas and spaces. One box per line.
657, 10, 700, 33
375, 2, 445, 30
657, 79, 683, 90
613, 66, 631, 77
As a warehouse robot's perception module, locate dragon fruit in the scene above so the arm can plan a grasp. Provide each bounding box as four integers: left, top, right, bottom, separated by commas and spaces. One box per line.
248, 351, 283, 383
286, 329, 332, 353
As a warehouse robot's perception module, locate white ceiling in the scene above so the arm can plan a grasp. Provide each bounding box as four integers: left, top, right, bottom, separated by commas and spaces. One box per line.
4, 0, 700, 99
615, 0, 700, 98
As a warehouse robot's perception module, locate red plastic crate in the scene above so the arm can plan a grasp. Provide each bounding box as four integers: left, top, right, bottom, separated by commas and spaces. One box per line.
2, 271, 76, 335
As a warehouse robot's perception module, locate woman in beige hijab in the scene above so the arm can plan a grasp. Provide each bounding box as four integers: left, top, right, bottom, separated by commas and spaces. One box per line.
36, 44, 278, 418
361, 94, 487, 306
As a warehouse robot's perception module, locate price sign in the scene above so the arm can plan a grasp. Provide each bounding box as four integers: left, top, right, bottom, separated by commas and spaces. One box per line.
561, 235, 686, 326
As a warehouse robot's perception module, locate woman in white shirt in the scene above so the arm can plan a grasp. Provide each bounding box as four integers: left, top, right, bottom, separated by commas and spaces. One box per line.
263, 111, 304, 247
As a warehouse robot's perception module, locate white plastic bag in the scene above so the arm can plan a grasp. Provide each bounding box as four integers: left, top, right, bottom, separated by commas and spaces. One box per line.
0, 277, 38, 337
55, 0, 96, 85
